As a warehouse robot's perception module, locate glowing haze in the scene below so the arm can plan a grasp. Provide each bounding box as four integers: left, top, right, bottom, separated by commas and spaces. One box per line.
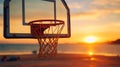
83, 36, 97, 43
0, 0, 120, 44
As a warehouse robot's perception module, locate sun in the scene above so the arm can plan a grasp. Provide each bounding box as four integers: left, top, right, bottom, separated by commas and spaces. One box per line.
83, 36, 97, 43
88, 52, 93, 56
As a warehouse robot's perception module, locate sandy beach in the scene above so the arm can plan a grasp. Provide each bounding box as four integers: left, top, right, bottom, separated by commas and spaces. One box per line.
0, 54, 120, 67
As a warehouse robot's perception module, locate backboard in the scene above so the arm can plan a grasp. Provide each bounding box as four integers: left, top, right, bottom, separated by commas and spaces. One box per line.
4, 0, 71, 38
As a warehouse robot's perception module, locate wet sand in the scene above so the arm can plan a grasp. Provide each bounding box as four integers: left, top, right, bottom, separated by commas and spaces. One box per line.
0, 54, 120, 67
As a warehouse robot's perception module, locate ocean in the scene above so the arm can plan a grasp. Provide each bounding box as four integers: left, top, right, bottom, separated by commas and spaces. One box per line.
0, 44, 120, 56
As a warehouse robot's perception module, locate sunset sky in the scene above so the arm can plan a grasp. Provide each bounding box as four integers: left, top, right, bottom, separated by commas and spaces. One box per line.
0, 0, 120, 44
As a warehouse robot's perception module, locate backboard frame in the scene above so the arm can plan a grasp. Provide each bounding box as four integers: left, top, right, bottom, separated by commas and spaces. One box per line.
4, 0, 71, 38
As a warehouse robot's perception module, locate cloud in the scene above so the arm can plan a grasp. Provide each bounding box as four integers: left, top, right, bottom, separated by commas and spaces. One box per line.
90, 0, 120, 14
72, 12, 96, 16
111, 9, 120, 14
91, 0, 120, 6
73, 0, 120, 20
71, 11, 101, 20
68, 0, 94, 12
68, 2, 82, 9
68, 0, 120, 21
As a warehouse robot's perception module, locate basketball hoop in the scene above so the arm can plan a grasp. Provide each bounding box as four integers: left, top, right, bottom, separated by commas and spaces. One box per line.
29, 20, 64, 58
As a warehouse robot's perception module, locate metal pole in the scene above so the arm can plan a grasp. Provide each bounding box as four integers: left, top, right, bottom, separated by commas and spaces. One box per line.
4, 0, 10, 38
54, 0, 56, 23
22, 0, 27, 25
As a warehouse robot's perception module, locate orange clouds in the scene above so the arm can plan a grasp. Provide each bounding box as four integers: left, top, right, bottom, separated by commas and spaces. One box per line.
70, 0, 120, 21
113, 9, 120, 14
68, 2, 82, 9
71, 11, 101, 20
91, 0, 120, 6
90, 0, 120, 13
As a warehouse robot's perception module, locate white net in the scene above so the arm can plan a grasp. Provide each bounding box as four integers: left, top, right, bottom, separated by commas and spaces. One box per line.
29, 20, 64, 58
